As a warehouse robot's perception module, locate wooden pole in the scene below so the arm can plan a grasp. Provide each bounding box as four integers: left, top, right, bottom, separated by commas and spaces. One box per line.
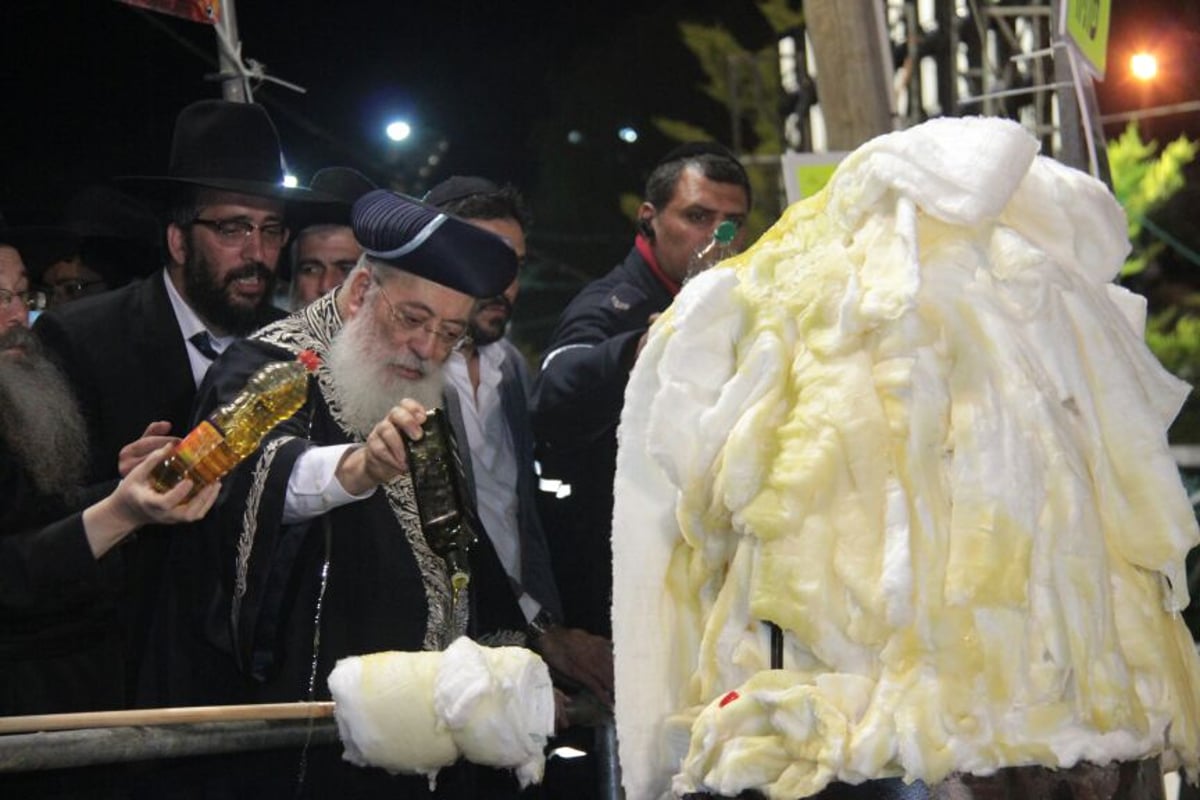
0, 702, 335, 736
802, 0, 897, 150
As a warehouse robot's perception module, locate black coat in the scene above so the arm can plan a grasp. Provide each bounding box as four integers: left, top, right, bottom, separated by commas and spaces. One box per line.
0, 444, 124, 715
530, 243, 675, 637
136, 317, 525, 798
34, 272, 199, 485
32, 270, 286, 698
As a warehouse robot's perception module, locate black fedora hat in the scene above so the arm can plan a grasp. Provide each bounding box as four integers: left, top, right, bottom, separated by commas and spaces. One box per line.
352, 189, 517, 298
311, 167, 378, 205
281, 168, 379, 280
8, 185, 162, 285
119, 99, 336, 209
423, 175, 500, 208
300, 166, 378, 228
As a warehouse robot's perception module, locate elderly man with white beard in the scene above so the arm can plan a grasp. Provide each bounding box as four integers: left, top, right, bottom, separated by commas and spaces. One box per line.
145, 190, 527, 799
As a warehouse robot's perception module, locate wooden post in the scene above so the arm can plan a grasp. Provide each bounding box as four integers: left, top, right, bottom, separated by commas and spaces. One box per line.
0, 702, 335, 735
801, 0, 897, 150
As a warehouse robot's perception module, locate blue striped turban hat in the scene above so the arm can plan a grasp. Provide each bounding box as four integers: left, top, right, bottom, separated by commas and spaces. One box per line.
351, 189, 517, 298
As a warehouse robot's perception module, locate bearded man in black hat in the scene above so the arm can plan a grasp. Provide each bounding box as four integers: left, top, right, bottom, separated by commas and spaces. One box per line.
31, 99, 332, 699
145, 189, 530, 797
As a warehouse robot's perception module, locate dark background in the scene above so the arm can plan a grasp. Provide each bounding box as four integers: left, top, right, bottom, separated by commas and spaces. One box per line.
1, 1, 1197, 351
0, 0, 768, 236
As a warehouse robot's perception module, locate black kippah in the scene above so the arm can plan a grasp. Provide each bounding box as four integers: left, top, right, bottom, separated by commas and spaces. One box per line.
352, 189, 517, 298
423, 176, 501, 209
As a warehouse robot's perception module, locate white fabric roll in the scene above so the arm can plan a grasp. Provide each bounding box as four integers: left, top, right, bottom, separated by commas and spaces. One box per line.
328, 650, 457, 783
328, 637, 554, 788
434, 637, 555, 787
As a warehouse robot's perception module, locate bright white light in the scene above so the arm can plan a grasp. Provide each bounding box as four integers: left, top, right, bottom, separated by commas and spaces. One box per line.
282, 174, 299, 188
618, 126, 639, 144
386, 120, 412, 142
567, 130, 584, 145
550, 746, 587, 760
1131, 52, 1158, 82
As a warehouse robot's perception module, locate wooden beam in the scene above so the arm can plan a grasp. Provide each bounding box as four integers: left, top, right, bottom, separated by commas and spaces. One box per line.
0, 702, 335, 736
802, 0, 897, 149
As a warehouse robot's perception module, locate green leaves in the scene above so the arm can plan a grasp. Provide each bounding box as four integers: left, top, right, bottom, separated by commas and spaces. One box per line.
1108, 122, 1197, 257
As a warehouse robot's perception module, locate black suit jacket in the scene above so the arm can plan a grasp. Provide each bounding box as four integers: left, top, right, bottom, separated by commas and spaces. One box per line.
33, 270, 197, 485
32, 270, 285, 697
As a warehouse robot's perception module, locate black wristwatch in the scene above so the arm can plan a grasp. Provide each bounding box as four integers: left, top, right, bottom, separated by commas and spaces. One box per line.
527, 608, 555, 642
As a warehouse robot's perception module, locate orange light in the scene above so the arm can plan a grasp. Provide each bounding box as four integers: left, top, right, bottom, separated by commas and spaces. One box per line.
1130, 52, 1159, 81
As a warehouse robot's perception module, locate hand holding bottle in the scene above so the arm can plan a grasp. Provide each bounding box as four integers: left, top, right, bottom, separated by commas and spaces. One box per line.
118, 421, 177, 477
151, 350, 319, 498
83, 443, 221, 559
336, 399, 430, 494
684, 219, 739, 283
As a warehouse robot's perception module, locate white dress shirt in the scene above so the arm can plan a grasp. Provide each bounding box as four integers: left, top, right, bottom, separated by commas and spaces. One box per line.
162, 270, 234, 388
445, 345, 541, 621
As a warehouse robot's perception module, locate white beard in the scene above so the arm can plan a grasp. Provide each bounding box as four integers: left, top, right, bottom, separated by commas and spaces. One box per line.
326, 306, 446, 439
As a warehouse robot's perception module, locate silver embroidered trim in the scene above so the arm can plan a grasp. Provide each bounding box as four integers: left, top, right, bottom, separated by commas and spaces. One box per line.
383, 478, 464, 650
232, 435, 292, 622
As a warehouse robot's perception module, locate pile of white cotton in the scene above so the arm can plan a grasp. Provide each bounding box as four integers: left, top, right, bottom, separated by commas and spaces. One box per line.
611, 116, 1200, 800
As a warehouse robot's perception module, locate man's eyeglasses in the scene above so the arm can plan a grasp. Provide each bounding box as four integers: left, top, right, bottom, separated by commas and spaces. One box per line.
0, 288, 47, 312
192, 217, 290, 248
374, 281, 469, 351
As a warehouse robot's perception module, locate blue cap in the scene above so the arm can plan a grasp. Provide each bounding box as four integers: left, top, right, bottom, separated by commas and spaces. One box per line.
351, 189, 518, 298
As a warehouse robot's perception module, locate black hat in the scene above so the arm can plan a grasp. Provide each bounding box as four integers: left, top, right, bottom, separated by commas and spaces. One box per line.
0, 212, 23, 248
298, 166, 379, 229
352, 189, 517, 298
60, 185, 160, 245
280, 168, 379, 280
311, 167, 378, 205
423, 175, 500, 208
3, 186, 161, 284
119, 99, 335, 209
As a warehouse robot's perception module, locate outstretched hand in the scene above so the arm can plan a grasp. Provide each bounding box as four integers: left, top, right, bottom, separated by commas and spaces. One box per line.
115, 443, 221, 527
82, 443, 221, 559
118, 421, 178, 477
336, 399, 429, 495
534, 626, 614, 708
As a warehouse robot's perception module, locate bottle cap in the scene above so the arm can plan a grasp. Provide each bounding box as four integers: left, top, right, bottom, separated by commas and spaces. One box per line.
714, 219, 738, 245
297, 349, 322, 372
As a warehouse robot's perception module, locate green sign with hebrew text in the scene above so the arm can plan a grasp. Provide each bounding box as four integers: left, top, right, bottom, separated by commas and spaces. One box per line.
1065, 0, 1111, 78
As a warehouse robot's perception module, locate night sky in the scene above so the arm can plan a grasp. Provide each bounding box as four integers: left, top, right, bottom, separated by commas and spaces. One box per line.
2, 0, 1197, 269
1, 0, 748, 221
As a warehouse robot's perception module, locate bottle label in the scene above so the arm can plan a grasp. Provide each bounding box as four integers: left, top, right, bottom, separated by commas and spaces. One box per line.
175, 420, 239, 484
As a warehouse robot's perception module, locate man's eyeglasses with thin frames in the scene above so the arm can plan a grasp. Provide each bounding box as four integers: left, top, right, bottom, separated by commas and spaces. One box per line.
374, 279, 469, 351
0, 288, 47, 312
191, 217, 290, 248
